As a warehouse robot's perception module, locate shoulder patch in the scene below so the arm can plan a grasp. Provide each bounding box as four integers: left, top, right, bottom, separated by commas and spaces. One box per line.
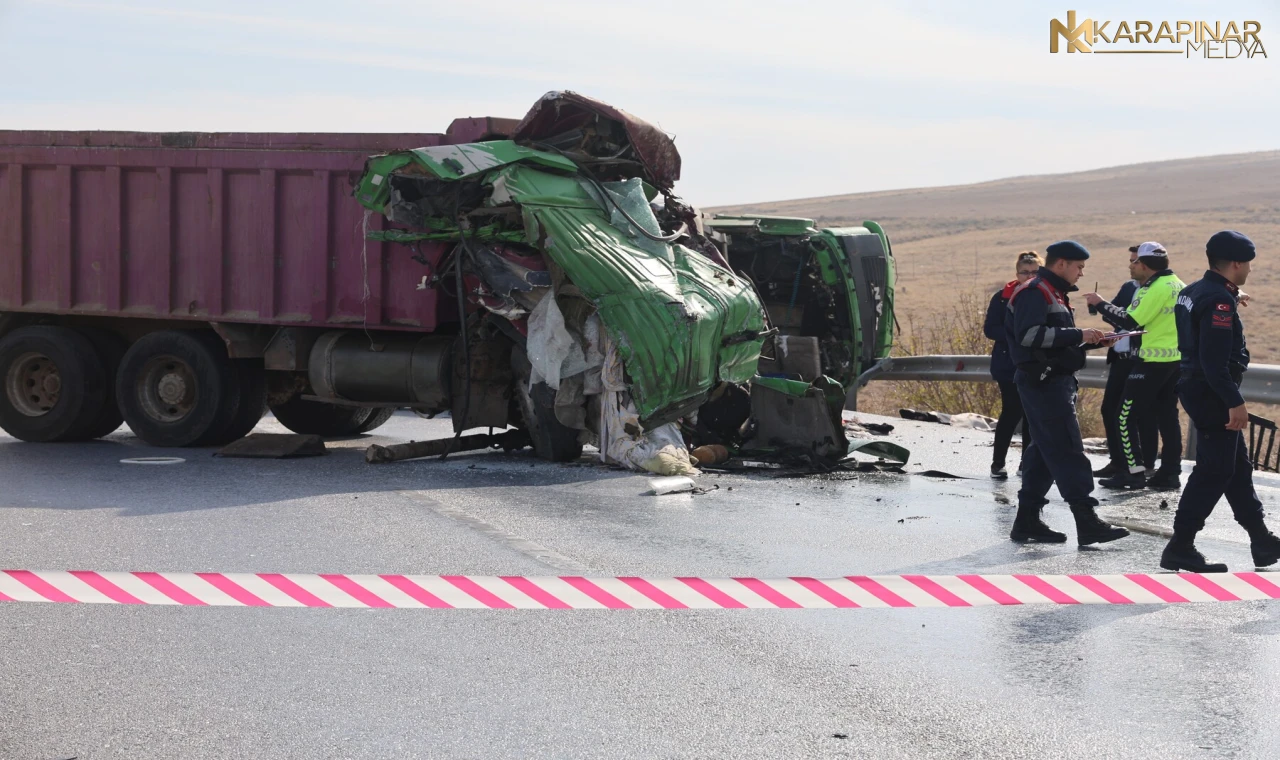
1034, 280, 1063, 304
1009, 279, 1052, 306
1216, 303, 1232, 312
1211, 313, 1234, 329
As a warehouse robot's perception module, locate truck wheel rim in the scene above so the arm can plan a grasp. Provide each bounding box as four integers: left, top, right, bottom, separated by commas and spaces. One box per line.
137, 355, 198, 423
5, 352, 60, 417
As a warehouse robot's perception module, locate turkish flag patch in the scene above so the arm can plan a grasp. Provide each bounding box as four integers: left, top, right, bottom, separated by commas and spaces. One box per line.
1216, 303, 1232, 312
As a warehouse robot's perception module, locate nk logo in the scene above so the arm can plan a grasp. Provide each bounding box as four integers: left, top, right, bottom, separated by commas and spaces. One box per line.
1050, 10, 1093, 52
1050, 10, 1267, 58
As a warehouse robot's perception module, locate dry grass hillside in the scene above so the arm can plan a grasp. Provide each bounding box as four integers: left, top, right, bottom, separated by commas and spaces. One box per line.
713, 150, 1280, 430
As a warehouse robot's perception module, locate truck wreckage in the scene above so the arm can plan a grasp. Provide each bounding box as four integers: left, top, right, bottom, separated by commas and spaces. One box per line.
0, 90, 898, 470
354, 91, 900, 472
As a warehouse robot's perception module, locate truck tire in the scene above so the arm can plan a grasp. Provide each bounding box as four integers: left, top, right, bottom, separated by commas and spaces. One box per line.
116, 330, 240, 447
75, 328, 129, 440
202, 359, 267, 446
355, 407, 395, 433
511, 346, 583, 462
0, 326, 109, 442
269, 396, 385, 437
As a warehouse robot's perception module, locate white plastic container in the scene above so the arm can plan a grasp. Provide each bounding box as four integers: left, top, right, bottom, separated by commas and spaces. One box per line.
648, 476, 697, 495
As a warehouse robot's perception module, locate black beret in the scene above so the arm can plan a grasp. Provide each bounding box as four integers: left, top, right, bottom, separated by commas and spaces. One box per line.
1046, 240, 1090, 261
1206, 230, 1256, 262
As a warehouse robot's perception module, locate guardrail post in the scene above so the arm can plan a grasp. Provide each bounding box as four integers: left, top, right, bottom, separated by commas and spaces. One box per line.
845, 358, 892, 411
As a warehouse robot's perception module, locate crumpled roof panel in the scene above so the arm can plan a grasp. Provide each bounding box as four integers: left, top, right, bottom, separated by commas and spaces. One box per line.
513, 90, 681, 190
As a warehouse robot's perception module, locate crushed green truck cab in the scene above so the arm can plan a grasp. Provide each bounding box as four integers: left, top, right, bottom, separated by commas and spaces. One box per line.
352, 91, 895, 468
354, 131, 766, 429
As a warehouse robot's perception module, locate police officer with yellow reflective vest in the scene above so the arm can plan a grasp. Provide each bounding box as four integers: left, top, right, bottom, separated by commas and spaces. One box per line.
1004, 241, 1130, 545
1161, 231, 1280, 573
1083, 242, 1185, 490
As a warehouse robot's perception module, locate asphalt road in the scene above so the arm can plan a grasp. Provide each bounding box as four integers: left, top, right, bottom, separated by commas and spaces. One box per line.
3, 413, 1280, 759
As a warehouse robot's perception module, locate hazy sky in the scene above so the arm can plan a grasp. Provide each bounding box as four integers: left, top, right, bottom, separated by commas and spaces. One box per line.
2, 0, 1276, 205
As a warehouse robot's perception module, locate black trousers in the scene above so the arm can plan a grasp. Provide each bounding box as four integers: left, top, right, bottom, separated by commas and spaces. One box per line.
1101, 358, 1146, 467
993, 379, 1029, 468
1155, 376, 1182, 469
1116, 361, 1182, 473
1102, 358, 1130, 467
1016, 372, 1097, 510
1173, 377, 1264, 536
1102, 358, 1164, 469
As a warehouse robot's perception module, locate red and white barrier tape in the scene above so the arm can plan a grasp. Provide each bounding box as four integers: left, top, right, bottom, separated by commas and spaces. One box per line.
2, 570, 1279, 609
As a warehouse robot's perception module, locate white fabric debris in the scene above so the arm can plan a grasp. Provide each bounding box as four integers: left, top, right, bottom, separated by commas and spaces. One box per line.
596, 338, 698, 476
554, 374, 588, 430
947, 413, 998, 431
526, 293, 587, 390
551, 310, 606, 430
581, 313, 606, 396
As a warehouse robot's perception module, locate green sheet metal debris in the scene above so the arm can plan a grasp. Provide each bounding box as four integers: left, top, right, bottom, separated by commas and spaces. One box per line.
355, 141, 577, 209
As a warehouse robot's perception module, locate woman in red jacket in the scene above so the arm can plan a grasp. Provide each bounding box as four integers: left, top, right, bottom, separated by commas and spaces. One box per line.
983, 251, 1041, 479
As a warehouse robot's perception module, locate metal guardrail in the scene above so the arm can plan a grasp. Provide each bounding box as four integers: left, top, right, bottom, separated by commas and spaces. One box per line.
860, 355, 1280, 405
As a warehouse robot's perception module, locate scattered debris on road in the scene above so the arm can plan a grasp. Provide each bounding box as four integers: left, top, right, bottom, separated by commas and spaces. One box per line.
215, 433, 327, 459
366, 430, 529, 463
898, 408, 997, 431
899, 408, 948, 424
690, 444, 730, 466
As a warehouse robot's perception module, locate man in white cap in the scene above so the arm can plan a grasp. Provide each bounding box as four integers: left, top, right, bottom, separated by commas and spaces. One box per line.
1084, 242, 1185, 490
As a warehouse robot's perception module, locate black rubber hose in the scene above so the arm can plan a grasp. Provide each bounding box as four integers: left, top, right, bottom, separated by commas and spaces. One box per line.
442, 187, 474, 459
442, 239, 471, 460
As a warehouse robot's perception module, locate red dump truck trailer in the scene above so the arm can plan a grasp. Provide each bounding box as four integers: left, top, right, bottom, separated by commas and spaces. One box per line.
0, 119, 520, 448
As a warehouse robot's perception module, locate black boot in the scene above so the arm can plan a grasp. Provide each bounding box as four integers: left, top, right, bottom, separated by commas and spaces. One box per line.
1010, 505, 1068, 543
1092, 461, 1123, 478
1245, 524, 1280, 568
1146, 468, 1182, 491
1099, 470, 1146, 490
1071, 505, 1130, 546
1160, 535, 1228, 573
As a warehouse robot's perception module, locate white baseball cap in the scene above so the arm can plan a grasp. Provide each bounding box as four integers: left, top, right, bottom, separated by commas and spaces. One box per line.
1130, 241, 1168, 257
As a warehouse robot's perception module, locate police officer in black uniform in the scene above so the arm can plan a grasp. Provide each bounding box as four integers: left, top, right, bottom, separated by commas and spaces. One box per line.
1162, 231, 1280, 572
1004, 240, 1130, 545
